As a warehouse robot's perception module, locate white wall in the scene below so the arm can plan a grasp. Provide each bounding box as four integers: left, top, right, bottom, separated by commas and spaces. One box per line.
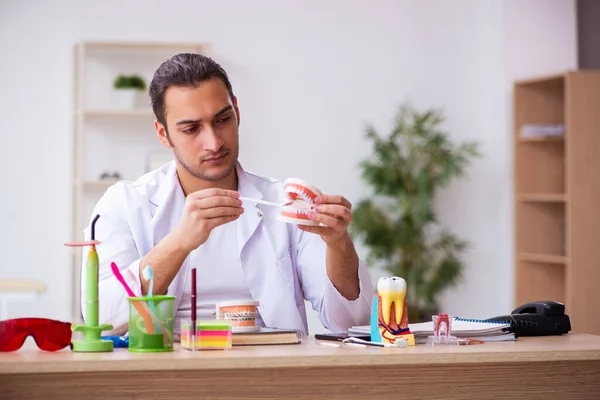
0, 0, 576, 331
435, 0, 578, 320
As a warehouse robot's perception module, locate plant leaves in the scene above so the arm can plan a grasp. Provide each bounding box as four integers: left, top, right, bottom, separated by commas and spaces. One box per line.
352, 102, 481, 312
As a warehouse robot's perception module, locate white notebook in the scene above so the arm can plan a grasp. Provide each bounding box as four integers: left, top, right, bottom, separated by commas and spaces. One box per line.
349, 317, 513, 340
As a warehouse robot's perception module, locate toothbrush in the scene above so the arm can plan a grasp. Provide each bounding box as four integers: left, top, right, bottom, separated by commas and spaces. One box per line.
239, 197, 293, 207
142, 265, 161, 333
110, 262, 156, 334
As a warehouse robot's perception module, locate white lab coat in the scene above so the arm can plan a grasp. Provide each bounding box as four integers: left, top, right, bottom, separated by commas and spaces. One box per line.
81, 161, 374, 336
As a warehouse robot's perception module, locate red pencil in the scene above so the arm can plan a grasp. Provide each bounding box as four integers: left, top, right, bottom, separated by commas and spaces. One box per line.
191, 268, 197, 342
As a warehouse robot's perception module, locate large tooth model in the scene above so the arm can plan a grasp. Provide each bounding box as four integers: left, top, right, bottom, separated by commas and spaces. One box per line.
369, 276, 415, 346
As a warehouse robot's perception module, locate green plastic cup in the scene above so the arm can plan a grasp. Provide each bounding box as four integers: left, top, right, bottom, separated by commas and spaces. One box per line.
127, 295, 175, 352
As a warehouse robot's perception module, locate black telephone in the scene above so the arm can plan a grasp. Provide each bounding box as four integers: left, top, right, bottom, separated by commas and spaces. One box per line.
487, 300, 571, 336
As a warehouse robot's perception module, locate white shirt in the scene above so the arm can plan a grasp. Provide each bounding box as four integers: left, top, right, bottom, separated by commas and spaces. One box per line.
175, 218, 263, 331
81, 161, 374, 336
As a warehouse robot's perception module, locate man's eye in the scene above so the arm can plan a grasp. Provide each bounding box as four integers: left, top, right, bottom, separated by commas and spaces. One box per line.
217, 116, 231, 124
183, 126, 198, 134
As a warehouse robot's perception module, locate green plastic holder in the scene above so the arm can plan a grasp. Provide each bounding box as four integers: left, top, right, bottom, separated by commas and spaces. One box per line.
71, 241, 113, 352
127, 295, 175, 352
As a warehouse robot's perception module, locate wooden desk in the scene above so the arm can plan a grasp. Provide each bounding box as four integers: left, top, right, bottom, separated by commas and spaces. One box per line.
2, 334, 600, 399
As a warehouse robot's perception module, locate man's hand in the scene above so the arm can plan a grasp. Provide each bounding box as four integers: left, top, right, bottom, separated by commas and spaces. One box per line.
300, 194, 360, 300
138, 188, 242, 296
299, 194, 353, 246
173, 188, 243, 252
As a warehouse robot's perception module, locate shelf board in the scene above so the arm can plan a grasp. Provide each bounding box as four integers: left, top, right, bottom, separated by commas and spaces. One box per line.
518, 253, 567, 265
78, 109, 154, 118
514, 72, 565, 86
517, 193, 566, 202
80, 41, 209, 51
518, 135, 564, 143
78, 180, 120, 190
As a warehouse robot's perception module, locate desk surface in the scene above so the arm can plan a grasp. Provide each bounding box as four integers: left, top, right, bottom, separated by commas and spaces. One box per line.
2, 334, 600, 399
2, 333, 600, 373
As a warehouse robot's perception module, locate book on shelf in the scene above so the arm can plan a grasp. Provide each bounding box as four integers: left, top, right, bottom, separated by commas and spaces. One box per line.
519, 123, 564, 138
348, 317, 516, 344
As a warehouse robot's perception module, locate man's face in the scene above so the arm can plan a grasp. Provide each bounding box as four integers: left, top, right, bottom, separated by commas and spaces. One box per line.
156, 78, 240, 183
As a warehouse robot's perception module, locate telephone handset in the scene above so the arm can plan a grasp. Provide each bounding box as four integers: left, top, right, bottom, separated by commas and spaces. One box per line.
512, 300, 565, 317
487, 300, 571, 336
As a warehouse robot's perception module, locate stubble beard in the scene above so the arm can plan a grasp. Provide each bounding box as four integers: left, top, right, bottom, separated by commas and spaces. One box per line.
171, 141, 238, 182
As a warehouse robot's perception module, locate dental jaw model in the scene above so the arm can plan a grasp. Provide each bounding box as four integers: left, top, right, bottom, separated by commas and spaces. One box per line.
370, 276, 415, 346
277, 178, 322, 226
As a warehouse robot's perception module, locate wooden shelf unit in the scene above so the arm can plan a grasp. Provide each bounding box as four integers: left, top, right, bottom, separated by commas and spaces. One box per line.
70, 41, 211, 322
514, 70, 600, 334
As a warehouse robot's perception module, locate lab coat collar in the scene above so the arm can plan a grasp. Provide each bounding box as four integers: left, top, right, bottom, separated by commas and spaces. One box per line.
234, 161, 263, 259
148, 160, 263, 210
235, 161, 262, 201
148, 161, 181, 214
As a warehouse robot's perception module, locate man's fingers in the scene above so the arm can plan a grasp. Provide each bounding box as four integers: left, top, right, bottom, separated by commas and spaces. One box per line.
298, 225, 332, 236
315, 194, 352, 210
188, 195, 243, 210
312, 204, 352, 222
308, 211, 345, 230
189, 188, 240, 200
201, 206, 244, 219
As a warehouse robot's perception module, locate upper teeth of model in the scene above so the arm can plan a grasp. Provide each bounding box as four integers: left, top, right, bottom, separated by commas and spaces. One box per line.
377, 277, 406, 326
286, 187, 313, 203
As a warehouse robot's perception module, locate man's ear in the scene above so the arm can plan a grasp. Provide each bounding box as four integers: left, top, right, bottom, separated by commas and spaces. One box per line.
155, 120, 171, 148
233, 96, 240, 127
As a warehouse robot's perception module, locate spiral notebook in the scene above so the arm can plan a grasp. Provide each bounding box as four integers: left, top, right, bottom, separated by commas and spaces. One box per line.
348, 317, 515, 343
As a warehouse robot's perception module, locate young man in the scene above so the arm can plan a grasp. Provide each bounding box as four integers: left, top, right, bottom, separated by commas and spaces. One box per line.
82, 53, 373, 336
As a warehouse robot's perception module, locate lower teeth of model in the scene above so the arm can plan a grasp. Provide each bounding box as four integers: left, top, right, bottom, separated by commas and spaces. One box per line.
284, 207, 309, 215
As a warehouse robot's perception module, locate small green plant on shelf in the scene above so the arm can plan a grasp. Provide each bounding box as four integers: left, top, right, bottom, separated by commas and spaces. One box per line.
349, 103, 482, 322
113, 74, 146, 110
113, 74, 146, 91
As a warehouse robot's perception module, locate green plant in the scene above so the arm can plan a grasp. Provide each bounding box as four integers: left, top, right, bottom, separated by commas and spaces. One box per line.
349, 103, 481, 322
113, 74, 146, 90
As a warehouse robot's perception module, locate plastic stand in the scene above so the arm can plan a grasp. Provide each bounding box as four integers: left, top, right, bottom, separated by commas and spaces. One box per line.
426, 314, 459, 346
65, 214, 113, 352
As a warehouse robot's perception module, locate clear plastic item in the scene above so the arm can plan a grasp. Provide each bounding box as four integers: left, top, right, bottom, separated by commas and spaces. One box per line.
426, 314, 459, 345
127, 295, 175, 352
181, 319, 232, 351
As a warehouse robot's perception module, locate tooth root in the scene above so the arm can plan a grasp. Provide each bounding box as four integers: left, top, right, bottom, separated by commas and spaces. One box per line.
380, 295, 392, 325
395, 294, 403, 325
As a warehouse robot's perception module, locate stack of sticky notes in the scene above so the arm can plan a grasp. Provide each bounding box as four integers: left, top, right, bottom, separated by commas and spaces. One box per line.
181, 320, 232, 350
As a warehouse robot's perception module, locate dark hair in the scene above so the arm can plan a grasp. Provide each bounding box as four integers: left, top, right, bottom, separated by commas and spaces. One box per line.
149, 53, 234, 127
